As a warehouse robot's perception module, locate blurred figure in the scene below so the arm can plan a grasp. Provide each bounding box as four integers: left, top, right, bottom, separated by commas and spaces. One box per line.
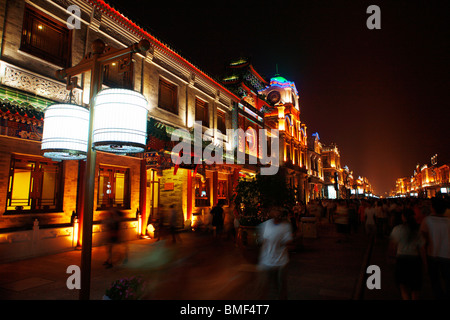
389, 209, 425, 300
358, 200, 368, 226
328, 200, 337, 223
103, 206, 127, 268
365, 201, 377, 239
420, 197, 450, 299
211, 200, 225, 239
231, 206, 240, 244
223, 205, 235, 240
257, 206, 293, 300
335, 200, 350, 242
155, 204, 166, 241
376, 200, 388, 237
287, 205, 298, 237
169, 204, 182, 243
348, 200, 359, 234
317, 200, 325, 220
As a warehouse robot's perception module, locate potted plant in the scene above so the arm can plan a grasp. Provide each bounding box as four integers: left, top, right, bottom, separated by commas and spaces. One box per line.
104, 276, 146, 300
232, 171, 295, 261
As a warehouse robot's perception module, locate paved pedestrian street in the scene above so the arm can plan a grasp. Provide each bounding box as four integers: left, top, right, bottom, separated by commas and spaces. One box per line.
0, 220, 434, 303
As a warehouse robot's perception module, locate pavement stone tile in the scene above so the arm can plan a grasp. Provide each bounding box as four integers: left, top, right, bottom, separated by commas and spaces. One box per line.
0, 222, 435, 301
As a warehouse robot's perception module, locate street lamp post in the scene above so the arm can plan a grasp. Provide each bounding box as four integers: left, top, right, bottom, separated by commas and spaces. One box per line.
56, 38, 150, 300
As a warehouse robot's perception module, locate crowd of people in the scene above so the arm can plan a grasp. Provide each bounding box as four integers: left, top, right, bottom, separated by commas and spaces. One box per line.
284, 196, 450, 300
284, 197, 449, 238
131, 194, 449, 300
199, 195, 450, 300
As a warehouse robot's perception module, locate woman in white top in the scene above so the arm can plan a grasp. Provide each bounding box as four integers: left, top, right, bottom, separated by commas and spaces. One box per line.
389, 209, 425, 300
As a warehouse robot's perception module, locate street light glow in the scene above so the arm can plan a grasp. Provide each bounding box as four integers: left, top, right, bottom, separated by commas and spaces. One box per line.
41, 103, 89, 160
92, 88, 149, 154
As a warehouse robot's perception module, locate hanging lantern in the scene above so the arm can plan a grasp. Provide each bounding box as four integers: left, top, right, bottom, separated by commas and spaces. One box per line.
41, 103, 89, 160
92, 88, 149, 153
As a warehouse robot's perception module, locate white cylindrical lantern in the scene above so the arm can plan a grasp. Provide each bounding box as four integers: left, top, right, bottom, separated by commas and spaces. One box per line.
41, 103, 89, 160
92, 88, 149, 153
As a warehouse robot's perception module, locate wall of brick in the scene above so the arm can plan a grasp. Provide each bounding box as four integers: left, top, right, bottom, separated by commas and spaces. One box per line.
158, 167, 188, 228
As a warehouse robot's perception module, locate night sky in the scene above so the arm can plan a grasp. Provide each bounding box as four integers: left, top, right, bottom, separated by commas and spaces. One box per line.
108, 0, 450, 196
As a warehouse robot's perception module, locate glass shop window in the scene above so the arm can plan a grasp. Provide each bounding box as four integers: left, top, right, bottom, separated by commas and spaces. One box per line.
217, 179, 228, 205
6, 156, 62, 212
194, 177, 209, 207
97, 166, 130, 209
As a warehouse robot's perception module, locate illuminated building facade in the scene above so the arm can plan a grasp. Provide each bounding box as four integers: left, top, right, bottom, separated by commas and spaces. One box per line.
321, 143, 374, 199
258, 74, 309, 203
393, 155, 450, 198
221, 57, 270, 178
306, 132, 324, 201
321, 143, 343, 199
0, 0, 240, 261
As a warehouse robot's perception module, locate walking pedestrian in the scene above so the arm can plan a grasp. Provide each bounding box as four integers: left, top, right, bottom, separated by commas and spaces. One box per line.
420, 197, 450, 299
365, 201, 377, 239
211, 200, 225, 239
389, 209, 426, 300
348, 200, 358, 234
358, 200, 368, 227
335, 200, 350, 242
169, 204, 181, 243
103, 206, 128, 268
256, 206, 293, 300
376, 200, 388, 237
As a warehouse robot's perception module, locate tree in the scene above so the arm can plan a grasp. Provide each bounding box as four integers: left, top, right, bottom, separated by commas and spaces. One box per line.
232, 169, 295, 226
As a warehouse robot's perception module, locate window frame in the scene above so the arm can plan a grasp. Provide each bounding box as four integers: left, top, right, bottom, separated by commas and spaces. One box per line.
6, 155, 63, 214
194, 177, 210, 208
195, 97, 209, 128
102, 57, 134, 89
216, 109, 226, 134
97, 165, 130, 210
20, 4, 72, 68
158, 78, 178, 115
217, 179, 228, 205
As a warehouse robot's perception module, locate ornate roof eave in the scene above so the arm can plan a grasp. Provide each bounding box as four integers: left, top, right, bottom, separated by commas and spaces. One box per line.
0, 100, 44, 124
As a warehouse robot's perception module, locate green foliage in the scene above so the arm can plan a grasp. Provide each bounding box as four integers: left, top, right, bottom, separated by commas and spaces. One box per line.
232, 171, 295, 226
105, 276, 146, 300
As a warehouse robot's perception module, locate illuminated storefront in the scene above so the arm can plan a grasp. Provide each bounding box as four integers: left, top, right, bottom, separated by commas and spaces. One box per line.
393, 156, 450, 198
0, 0, 239, 262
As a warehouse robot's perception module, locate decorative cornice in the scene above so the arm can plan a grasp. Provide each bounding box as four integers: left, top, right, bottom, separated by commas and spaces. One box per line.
0, 62, 82, 106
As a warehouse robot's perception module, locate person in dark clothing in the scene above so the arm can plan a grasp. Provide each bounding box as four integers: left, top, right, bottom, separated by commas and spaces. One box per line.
169, 204, 182, 243
211, 200, 225, 238
103, 207, 127, 268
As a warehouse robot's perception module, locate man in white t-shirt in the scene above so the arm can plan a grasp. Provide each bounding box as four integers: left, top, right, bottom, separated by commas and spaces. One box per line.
257, 206, 293, 299
420, 197, 450, 299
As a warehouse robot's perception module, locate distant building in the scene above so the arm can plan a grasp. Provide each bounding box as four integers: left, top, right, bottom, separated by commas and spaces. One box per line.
307, 132, 324, 201
321, 143, 342, 199
258, 74, 308, 203
393, 155, 450, 198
